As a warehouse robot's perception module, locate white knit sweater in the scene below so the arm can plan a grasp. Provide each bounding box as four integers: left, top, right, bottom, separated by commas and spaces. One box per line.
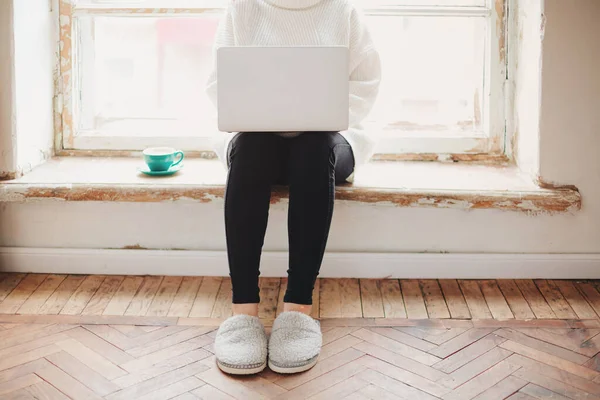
206, 0, 382, 173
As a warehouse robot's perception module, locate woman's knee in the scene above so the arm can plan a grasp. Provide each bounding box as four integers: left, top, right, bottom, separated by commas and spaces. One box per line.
227, 134, 286, 188
228, 133, 284, 169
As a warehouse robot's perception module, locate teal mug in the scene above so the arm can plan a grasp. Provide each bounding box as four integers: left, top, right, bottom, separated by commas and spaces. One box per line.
143, 147, 184, 172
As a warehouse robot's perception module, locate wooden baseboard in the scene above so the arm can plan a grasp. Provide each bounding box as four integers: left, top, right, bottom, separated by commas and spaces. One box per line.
1, 247, 599, 279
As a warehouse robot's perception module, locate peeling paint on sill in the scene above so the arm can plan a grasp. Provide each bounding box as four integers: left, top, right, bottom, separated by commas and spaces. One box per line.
0, 182, 581, 214
372, 153, 510, 165
0, 172, 17, 182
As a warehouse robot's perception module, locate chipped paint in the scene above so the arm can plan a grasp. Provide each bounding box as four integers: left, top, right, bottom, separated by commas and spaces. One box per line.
372, 153, 509, 165
123, 244, 148, 250
58, 0, 73, 149
0, 172, 17, 182
56, 149, 218, 159
0, 182, 580, 214
496, 0, 507, 65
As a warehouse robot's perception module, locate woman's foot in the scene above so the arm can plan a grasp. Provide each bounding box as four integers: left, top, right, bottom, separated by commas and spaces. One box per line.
214, 314, 268, 375
268, 311, 322, 374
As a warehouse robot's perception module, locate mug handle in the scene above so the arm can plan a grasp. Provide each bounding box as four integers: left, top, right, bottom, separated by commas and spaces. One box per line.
172, 151, 184, 167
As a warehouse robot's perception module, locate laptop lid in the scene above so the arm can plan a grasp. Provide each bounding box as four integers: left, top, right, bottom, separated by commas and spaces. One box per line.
217, 46, 349, 133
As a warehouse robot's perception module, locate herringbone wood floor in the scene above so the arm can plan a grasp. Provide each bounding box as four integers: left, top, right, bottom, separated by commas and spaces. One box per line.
1, 274, 600, 399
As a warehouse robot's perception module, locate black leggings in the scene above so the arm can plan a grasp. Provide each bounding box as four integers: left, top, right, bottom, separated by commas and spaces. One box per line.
225, 132, 355, 305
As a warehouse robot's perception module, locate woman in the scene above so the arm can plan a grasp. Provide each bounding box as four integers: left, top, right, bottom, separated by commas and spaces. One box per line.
206, 0, 381, 375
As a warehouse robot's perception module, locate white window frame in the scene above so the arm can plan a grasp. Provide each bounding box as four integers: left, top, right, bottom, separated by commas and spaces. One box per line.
57, 0, 507, 158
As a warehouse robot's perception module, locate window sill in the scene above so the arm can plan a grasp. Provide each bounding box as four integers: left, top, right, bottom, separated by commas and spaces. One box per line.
0, 157, 580, 214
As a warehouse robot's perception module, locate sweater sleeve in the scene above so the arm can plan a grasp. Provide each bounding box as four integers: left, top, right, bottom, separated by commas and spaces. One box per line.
348, 8, 382, 127
205, 7, 236, 108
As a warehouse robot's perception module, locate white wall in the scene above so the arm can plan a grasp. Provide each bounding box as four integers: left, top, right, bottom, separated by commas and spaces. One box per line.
0, 0, 57, 179
1, 0, 600, 258
13, 0, 57, 174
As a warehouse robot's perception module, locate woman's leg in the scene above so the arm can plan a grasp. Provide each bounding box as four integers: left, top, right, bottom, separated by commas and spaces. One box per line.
284, 132, 355, 313
225, 133, 287, 315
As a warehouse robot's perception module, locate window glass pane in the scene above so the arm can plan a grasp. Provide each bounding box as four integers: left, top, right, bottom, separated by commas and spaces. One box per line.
75, 13, 485, 139
77, 15, 219, 137
365, 15, 485, 136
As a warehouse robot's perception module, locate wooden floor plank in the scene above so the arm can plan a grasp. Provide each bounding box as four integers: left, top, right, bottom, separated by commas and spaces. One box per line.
439, 280, 471, 319
25, 381, 70, 400
380, 279, 406, 319
458, 280, 493, 319
515, 279, 556, 319
512, 368, 599, 400
369, 327, 437, 352
197, 366, 267, 400
189, 277, 221, 318
497, 280, 536, 320
500, 340, 599, 380
65, 326, 134, 365
82, 276, 125, 316
479, 280, 514, 319
167, 277, 203, 318
535, 280, 578, 319
555, 280, 599, 319
0, 274, 48, 314
339, 279, 362, 318
258, 278, 280, 320
516, 327, 600, 357
430, 328, 496, 358
35, 363, 105, 400
420, 280, 451, 319
438, 346, 513, 389
357, 368, 438, 400
56, 338, 126, 380
16, 275, 67, 315
274, 348, 365, 390
124, 276, 163, 317
192, 384, 235, 400
277, 359, 366, 400
103, 276, 145, 316
0, 274, 26, 303
433, 333, 506, 374
495, 328, 589, 364
60, 275, 107, 316
577, 282, 600, 317
352, 328, 441, 365
508, 353, 600, 396
441, 360, 521, 400
471, 376, 527, 400
276, 278, 287, 317
0, 374, 42, 397
211, 278, 233, 318
147, 276, 183, 317
311, 278, 320, 319
45, 350, 121, 396
351, 343, 445, 383
320, 279, 342, 318
519, 383, 570, 400
38, 275, 87, 315
137, 376, 204, 400
359, 279, 385, 318
308, 375, 369, 400
357, 354, 450, 397
401, 280, 428, 319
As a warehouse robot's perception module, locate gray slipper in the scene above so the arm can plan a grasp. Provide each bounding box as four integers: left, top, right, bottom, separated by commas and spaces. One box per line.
268, 311, 322, 374
214, 314, 268, 375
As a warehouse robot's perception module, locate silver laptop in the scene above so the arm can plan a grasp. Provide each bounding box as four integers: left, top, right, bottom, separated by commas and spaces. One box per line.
217, 46, 349, 133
